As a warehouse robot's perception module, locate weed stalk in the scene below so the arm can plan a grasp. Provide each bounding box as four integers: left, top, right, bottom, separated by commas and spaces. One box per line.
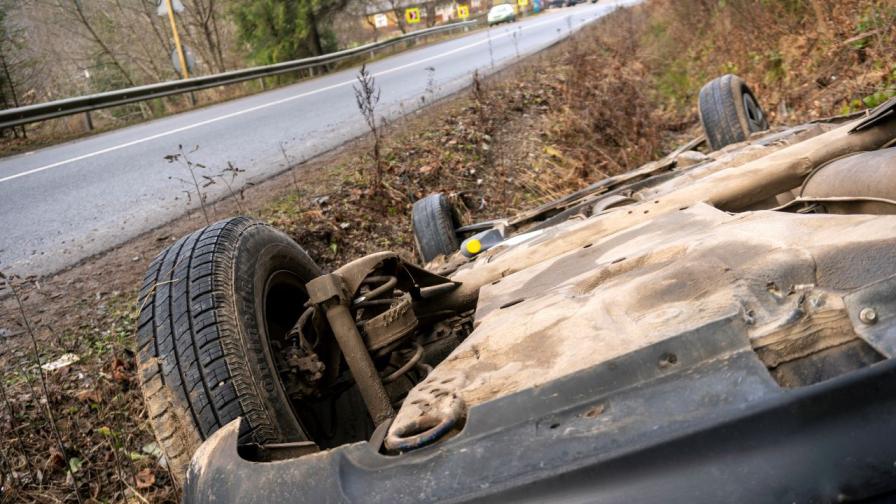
2, 272, 83, 503
353, 64, 384, 196
165, 146, 211, 225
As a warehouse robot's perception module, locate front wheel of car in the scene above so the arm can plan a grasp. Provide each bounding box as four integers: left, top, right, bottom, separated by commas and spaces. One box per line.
136, 217, 321, 485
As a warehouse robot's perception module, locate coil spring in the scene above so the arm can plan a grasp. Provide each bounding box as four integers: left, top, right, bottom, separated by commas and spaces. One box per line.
382, 341, 424, 384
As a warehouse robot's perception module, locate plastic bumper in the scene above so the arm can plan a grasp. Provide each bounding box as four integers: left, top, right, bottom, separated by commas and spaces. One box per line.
185, 320, 896, 503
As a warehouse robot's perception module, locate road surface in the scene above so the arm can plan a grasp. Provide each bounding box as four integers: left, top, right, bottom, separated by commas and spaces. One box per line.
0, 1, 633, 277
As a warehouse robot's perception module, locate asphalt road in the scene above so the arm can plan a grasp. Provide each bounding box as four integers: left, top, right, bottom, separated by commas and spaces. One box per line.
0, 0, 633, 277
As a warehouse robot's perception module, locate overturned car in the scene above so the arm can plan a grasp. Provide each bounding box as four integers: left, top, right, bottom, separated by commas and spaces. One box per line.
136, 75, 896, 503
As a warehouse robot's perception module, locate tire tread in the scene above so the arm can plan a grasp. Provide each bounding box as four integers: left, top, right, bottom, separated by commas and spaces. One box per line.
412, 193, 460, 262
137, 217, 314, 484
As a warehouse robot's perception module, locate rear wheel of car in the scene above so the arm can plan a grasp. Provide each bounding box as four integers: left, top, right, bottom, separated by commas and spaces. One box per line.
136, 217, 321, 485
698, 74, 769, 151
412, 193, 460, 263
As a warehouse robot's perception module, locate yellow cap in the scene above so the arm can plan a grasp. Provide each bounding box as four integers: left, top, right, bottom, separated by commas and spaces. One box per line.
466, 239, 482, 255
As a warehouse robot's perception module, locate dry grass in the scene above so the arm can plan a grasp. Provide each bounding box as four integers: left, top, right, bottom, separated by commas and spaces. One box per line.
644, 0, 896, 118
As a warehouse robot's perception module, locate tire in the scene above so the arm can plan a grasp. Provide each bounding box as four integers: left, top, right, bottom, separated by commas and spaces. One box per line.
698, 74, 769, 151
136, 217, 321, 484
412, 193, 460, 263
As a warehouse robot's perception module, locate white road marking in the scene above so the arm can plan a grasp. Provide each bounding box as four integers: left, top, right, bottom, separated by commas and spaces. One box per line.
0, 10, 601, 185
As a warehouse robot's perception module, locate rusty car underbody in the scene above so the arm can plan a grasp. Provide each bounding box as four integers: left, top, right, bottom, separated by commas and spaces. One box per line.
180, 99, 896, 502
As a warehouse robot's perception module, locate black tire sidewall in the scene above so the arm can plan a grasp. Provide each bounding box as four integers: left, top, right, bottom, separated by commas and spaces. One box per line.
229, 224, 322, 443
739, 86, 768, 134
699, 74, 768, 151
412, 194, 460, 262
729, 76, 767, 138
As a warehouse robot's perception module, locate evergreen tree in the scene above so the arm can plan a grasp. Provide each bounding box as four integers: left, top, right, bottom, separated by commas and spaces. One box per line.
231, 0, 347, 65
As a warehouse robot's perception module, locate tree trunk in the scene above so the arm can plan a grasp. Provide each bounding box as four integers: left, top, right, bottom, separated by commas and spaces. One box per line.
191, 0, 226, 73
307, 9, 323, 56
425, 2, 436, 28
0, 48, 25, 138
208, 0, 227, 71
364, 17, 379, 42
390, 2, 407, 34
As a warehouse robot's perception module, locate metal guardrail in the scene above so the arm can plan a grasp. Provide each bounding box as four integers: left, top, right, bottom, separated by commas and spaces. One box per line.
0, 21, 478, 130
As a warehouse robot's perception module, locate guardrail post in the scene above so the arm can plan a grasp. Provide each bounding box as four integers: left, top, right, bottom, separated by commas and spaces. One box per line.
83, 111, 93, 132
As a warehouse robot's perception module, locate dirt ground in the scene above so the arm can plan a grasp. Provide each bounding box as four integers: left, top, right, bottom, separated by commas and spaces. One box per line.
1, 1, 893, 501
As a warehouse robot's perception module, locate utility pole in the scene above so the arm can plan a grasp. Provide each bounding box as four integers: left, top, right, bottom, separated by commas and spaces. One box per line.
165, 0, 189, 79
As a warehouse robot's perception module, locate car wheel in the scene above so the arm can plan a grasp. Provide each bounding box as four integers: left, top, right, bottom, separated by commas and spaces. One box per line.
412, 193, 461, 263
136, 217, 322, 484
698, 74, 769, 151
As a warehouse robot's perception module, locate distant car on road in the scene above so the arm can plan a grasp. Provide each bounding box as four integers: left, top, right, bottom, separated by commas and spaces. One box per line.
487, 4, 516, 25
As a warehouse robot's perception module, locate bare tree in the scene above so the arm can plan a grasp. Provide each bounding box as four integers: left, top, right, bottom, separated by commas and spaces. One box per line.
424, 1, 437, 28
364, 16, 380, 42
183, 0, 228, 73
64, 0, 138, 87
0, 0, 31, 138
349, 0, 381, 41
387, 0, 408, 34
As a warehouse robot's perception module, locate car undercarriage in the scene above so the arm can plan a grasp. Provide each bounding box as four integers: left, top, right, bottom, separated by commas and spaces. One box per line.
135, 77, 896, 503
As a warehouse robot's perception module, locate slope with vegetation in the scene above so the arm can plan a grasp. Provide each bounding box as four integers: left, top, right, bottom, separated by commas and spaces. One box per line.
0, 1, 893, 502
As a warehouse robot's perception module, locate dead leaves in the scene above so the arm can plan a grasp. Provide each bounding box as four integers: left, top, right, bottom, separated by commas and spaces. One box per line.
135, 467, 156, 489
75, 389, 100, 403
109, 357, 131, 385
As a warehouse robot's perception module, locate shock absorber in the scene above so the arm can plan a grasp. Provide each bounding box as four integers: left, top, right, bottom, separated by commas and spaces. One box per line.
306, 273, 395, 426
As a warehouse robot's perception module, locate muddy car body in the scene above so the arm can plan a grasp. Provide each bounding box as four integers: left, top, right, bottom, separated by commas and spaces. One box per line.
136, 81, 896, 503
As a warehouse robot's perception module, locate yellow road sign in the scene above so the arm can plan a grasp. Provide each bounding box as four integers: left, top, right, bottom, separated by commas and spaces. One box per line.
405, 7, 421, 24
457, 4, 470, 18
517, 0, 529, 6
